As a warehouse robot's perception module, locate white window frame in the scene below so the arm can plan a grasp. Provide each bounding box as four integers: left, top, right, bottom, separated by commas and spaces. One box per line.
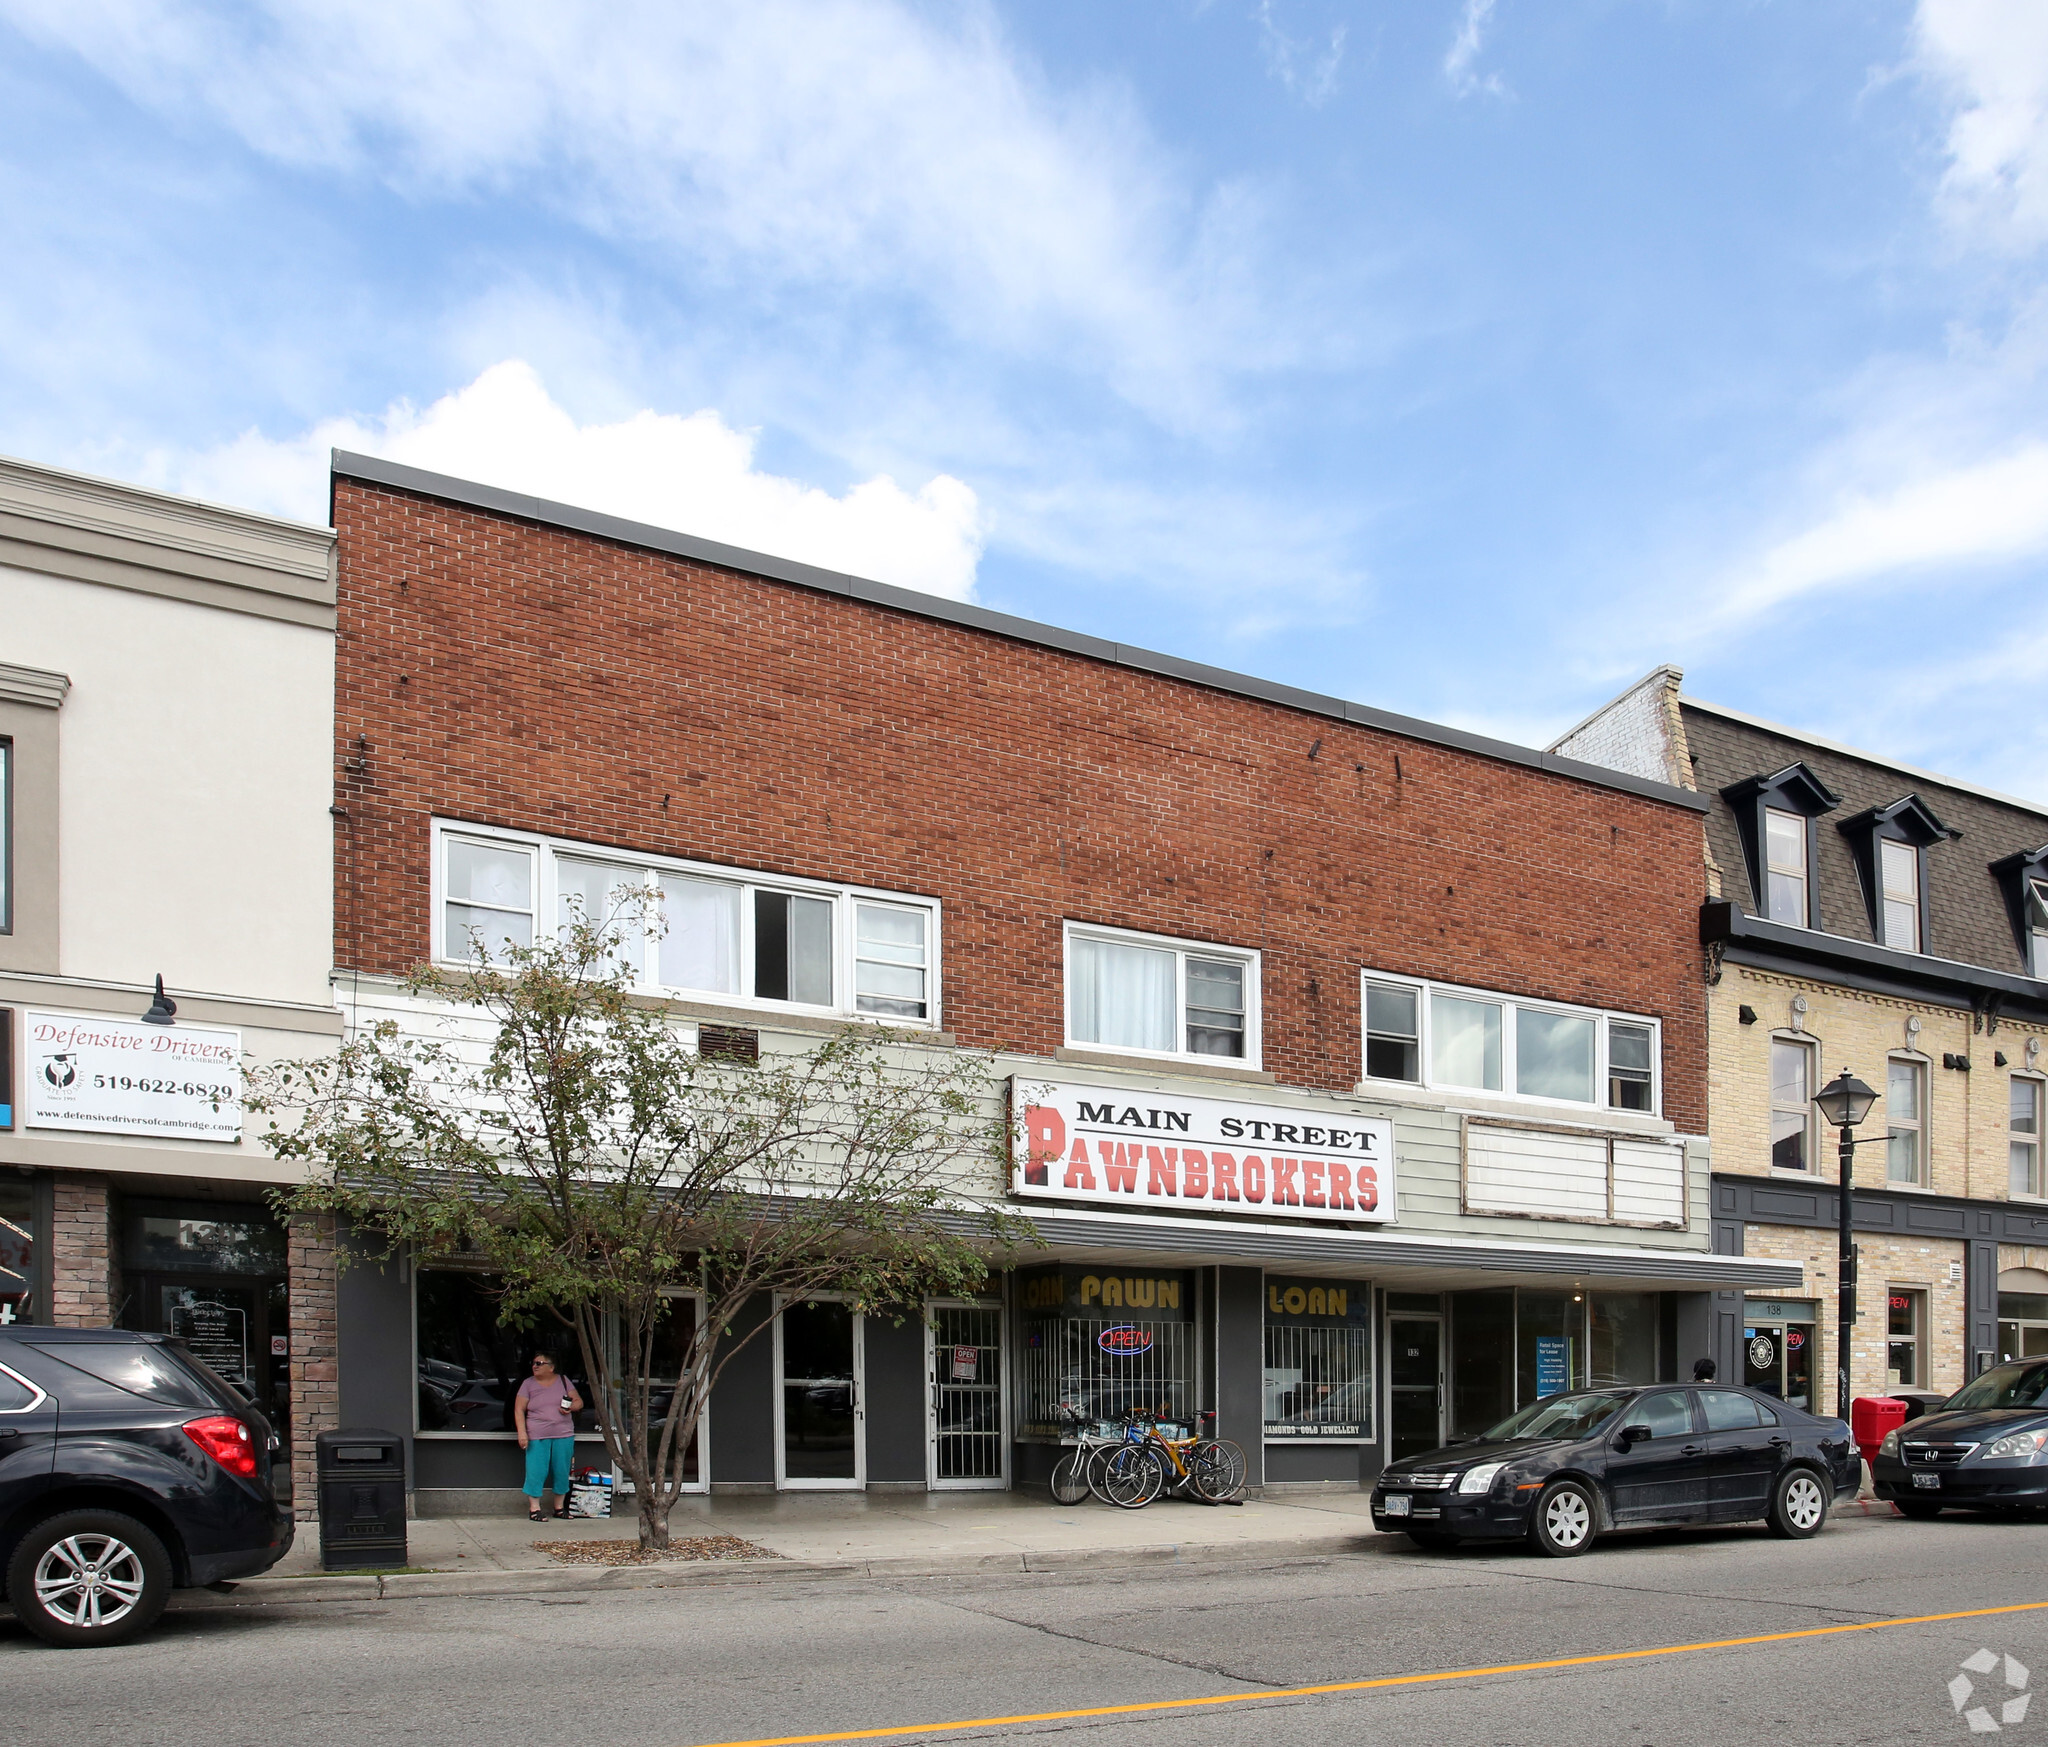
1763, 806, 1809, 926
1885, 1053, 1929, 1187
2027, 878, 2048, 980
1062, 920, 1262, 1070
1357, 969, 1661, 1116
1880, 838, 1922, 952
430, 820, 942, 1029
1769, 1034, 1818, 1174
2013, 1075, 2045, 1202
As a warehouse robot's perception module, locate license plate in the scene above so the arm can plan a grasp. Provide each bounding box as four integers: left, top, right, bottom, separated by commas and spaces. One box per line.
1912, 1472, 1941, 1490
1383, 1494, 1411, 1517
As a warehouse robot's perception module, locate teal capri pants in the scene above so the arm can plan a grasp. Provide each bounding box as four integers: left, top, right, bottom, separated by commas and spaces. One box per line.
523, 1436, 574, 1498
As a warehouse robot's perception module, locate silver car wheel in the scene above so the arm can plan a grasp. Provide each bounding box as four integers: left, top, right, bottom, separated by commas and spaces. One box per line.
1785, 1474, 1825, 1531
1544, 1488, 1591, 1547
34, 1533, 149, 1630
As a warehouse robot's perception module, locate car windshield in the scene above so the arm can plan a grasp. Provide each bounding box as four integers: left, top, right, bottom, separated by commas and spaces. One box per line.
1943, 1361, 2048, 1413
1481, 1391, 1630, 1442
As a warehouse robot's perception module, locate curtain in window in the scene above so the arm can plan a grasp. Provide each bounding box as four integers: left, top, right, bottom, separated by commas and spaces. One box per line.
1070, 937, 1175, 1053
659, 875, 741, 995
558, 859, 646, 973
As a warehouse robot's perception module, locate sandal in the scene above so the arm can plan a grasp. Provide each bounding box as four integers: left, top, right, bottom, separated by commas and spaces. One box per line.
527, 1505, 543, 1523
552, 1505, 571, 1520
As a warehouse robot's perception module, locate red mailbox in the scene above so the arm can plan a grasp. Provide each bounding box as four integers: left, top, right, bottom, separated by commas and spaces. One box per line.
1852, 1395, 1909, 1468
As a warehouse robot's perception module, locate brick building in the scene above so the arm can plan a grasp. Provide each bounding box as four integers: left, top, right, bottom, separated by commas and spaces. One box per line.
318, 454, 1796, 1509
0, 455, 340, 1506
1558, 669, 2048, 1415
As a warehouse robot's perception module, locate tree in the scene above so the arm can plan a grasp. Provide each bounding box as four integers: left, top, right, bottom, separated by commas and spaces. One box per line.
254, 902, 1025, 1549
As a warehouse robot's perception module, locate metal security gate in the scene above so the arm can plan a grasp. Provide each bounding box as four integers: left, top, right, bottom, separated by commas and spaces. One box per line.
927, 1301, 1006, 1488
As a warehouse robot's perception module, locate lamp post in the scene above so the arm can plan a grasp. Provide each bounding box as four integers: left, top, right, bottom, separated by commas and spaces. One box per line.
1814, 1070, 1880, 1422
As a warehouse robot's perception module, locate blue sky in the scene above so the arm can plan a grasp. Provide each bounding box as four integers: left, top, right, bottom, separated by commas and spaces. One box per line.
4, 1, 2046, 799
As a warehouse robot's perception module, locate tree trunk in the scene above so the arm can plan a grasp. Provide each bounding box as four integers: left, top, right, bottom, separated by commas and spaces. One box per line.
638, 1485, 671, 1551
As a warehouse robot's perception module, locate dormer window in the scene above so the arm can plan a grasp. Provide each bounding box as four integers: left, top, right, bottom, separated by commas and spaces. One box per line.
1721, 763, 1840, 931
1765, 808, 1810, 925
1880, 839, 1922, 952
2031, 880, 2048, 979
1838, 795, 1949, 957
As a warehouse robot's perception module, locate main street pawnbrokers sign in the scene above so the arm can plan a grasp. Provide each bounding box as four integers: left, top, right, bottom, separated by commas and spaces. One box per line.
1011, 1077, 1395, 1224
25, 1011, 243, 1142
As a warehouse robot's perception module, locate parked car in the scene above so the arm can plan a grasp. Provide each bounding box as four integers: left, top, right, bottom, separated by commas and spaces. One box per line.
1869, 1357, 2048, 1517
1370, 1383, 1859, 1557
0, 1327, 294, 1646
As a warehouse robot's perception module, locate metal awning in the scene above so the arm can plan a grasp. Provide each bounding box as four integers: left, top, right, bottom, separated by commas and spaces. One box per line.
963, 1204, 1799, 1294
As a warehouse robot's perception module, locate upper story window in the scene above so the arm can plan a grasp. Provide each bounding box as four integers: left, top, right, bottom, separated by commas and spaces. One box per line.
1880, 839, 1921, 952
434, 822, 939, 1025
0, 736, 11, 933
1064, 923, 1259, 1066
1839, 795, 1947, 955
2029, 879, 2048, 980
1770, 1037, 1815, 1172
1359, 971, 1660, 1115
1886, 1055, 1927, 1186
1764, 808, 1809, 926
1721, 763, 1839, 932
2013, 1077, 2044, 1200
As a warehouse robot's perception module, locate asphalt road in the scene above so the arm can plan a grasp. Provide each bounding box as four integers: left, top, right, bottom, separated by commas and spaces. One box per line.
10, 1510, 2048, 1747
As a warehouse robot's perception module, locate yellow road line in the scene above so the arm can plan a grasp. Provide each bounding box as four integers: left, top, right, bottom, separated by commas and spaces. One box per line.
690, 1597, 2048, 1747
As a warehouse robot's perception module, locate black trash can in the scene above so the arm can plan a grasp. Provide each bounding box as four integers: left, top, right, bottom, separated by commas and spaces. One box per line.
316, 1428, 407, 1571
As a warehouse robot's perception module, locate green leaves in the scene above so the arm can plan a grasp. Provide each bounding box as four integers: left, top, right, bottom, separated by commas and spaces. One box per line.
255, 899, 1025, 1547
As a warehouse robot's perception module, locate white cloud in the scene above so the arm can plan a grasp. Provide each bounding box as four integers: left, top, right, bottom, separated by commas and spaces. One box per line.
1255, 2, 1347, 108
0, 0, 1333, 426
1444, 0, 1506, 99
159, 361, 987, 599
1915, 0, 2048, 248
1715, 442, 2048, 622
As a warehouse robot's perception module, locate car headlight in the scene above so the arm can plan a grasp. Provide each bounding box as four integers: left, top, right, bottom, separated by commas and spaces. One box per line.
1980, 1430, 2048, 1461
1458, 1461, 1508, 1494
1878, 1429, 1901, 1457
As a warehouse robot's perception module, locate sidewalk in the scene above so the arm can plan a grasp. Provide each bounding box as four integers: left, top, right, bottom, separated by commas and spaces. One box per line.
201, 1486, 1905, 1610
222, 1488, 1384, 1603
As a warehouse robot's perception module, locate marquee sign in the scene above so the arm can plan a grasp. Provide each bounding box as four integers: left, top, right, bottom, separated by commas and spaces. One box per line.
24, 1011, 243, 1142
1010, 1077, 1396, 1225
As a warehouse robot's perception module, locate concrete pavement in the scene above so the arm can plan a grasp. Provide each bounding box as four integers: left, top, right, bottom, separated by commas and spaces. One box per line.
10, 1504, 2046, 1747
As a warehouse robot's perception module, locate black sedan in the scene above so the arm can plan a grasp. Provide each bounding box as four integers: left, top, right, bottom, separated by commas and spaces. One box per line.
1370, 1383, 1859, 1557
1870, 1357, 2048, 1516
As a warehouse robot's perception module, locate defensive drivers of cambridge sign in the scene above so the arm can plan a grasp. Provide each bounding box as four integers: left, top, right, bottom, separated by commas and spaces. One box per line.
1010, 1077, 1396, 1224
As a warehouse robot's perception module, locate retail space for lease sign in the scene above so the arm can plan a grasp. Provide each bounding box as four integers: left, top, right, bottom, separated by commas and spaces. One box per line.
1010, 1077, 1396, 1224
24, 1011, 244, 1142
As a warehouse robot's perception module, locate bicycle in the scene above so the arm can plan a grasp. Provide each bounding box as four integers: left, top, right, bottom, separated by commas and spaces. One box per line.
1127, 1409, 1248, 1505
1048, 1405, 1124, 1506
1085, 1413, 1168, 1509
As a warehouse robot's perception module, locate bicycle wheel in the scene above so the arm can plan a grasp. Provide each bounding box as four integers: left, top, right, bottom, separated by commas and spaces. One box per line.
1050, 1448, 1092, 1507
1084, 1444, 1124, 1504
1187, 1438, 1247, 1503
1096, 1443, 1164, 1510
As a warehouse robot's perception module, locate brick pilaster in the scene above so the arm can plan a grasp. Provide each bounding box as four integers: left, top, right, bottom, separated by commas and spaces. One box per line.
49, 1175, 116, 1326
288, 1213, 340, 1521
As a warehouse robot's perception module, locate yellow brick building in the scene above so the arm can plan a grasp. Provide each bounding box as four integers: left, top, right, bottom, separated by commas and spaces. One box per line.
1559, 671, 2048, 1416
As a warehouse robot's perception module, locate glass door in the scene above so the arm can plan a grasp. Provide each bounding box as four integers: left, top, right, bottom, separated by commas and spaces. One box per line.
776, 1297, 864, 1489
928, 1301, 1005, 1489
1388, 1316, 1445, 1462
1741, 1318, 1815, 1411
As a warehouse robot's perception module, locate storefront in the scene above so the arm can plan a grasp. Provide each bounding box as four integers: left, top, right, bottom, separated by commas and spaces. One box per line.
1740, 1297, 1818, 1411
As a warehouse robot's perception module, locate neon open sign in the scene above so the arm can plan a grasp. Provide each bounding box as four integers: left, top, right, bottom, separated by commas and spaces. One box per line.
1097, 1325, 1153, 1356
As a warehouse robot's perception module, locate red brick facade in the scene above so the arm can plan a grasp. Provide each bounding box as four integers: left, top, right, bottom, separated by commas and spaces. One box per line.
332, 477, 1711, 1132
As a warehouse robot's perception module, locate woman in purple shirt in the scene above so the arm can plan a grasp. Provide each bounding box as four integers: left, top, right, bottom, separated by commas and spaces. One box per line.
514, 1351, 584, 1522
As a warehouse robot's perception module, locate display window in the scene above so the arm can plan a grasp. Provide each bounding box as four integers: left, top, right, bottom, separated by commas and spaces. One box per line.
1998, 1292, 2048, 1365
0, 1178, 34, 1325
1018, 1267, 1195, 1439
414, 1269, 601, 1436
1262, 1276, 1372, 1440
1886, 1289, 1925, 1388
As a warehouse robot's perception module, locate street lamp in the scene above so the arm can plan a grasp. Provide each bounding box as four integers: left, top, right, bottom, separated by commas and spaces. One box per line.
1813, 1070, 1880, 1422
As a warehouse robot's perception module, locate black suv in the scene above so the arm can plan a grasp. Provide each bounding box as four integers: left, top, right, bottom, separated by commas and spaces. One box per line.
0, 1327, 294, 1647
